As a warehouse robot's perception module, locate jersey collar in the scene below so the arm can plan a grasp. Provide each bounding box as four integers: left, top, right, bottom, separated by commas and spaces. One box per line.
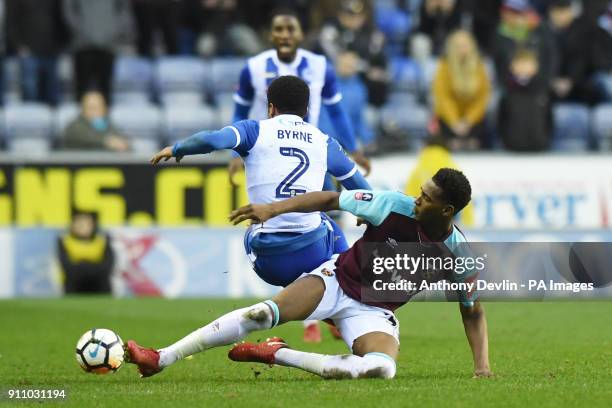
272, 48, 305, 70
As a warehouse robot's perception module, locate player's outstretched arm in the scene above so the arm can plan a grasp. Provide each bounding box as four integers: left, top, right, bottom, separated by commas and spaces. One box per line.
150, 128, 239, 165
459, 301, 493, 378
229, 192, 340, 225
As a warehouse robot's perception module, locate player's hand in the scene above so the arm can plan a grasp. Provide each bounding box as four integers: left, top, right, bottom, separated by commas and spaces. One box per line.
105, 135, 130, 152
150, 146, 181, 164
228, 157, 245, 187
229, 203, 274, 225
351, 150, 371, 176
472, 369, 494, 378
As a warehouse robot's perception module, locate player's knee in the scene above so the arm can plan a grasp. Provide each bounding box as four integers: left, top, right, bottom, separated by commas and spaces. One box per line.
240, 300, 278, 330
361, 353, 396, 379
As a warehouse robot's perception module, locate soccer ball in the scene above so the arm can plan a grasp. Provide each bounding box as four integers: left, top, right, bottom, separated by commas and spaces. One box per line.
75, 328, 124, 374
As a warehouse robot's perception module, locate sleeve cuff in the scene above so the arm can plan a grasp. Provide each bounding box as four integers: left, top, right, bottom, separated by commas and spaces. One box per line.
322, 93, 343, 105
233, 93, 253, 106
226, 126, 241, 149
335, 165, 357, 181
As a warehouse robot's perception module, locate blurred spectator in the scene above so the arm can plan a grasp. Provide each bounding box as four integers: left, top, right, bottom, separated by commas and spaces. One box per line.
193, 0, 263, 56
131, 0, 182, 57
310, 0, 344, 31
432, 30, 490, 150
549, 0, 612, 104
62, 91, 129, 151
318, 0, 389, 105
63, 0, 133, 104
498, 48, 552, 151
6, 0, 67, 106
0, 0, 5, 107
320, 51, 375, 150
464, 0, 502, 55
414, 0, 463, 57
404, 138, 475, 226
58, 211, 115, 294
493, 0, 557, 90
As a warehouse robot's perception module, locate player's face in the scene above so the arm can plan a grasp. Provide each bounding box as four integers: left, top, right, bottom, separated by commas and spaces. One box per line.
270, 15, 303, 62
414, 179, 454, 223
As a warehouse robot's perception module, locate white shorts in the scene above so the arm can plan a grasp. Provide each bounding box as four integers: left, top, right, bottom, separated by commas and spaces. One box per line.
299, 256, 400, 350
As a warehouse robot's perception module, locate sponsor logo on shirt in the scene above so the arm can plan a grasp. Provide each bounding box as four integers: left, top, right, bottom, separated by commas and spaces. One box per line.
354, 192, 373, 201
320, 268, 334, 277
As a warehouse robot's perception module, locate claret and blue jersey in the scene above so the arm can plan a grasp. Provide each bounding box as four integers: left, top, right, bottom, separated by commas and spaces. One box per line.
172, 114, 370, 286
334, 190, 479, 310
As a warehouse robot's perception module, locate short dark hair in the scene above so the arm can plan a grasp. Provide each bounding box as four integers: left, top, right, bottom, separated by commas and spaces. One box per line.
267, 76, 310, 117
432, 168, 472, 214
269, 7, 302, 26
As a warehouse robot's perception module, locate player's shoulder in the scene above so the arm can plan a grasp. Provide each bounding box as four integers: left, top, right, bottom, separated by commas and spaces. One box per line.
299, 48, 326, 62
247, 49, 277, 66
443, 226, 471, 256
232, 119, 260, 133
346, 190, 415, 210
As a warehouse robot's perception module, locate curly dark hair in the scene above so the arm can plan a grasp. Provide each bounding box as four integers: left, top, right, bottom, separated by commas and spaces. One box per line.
432, 168, 472, 214
267, 75, 310, 118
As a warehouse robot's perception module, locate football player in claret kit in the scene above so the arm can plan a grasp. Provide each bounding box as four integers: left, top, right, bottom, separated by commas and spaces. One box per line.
126, 168, 493, 380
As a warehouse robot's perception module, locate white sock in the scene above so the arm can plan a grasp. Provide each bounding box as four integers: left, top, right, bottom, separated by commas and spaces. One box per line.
303, 320, 318, 328
158, 300, 279, 368
274, 349, 396, 379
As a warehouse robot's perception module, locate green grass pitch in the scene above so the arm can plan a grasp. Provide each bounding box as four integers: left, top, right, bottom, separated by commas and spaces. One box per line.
0, 298, 611, 407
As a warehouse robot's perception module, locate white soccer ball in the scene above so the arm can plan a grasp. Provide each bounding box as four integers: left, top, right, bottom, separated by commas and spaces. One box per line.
75, 328, 124, 374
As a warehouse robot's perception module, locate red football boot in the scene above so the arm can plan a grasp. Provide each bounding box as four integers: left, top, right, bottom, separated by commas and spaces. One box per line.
125, 340, 162, 378
327, 322, 343, 340
228, 337, 288, 365
303, 322, 322, 343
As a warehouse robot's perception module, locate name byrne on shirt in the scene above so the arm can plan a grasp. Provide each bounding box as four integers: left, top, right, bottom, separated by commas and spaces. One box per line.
277, 129, 313, 143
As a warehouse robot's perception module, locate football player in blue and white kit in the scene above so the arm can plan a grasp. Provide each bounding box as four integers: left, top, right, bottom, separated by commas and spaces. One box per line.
227, 10, 371, 186
228, 11, 371, 340
151, 75, 370, 296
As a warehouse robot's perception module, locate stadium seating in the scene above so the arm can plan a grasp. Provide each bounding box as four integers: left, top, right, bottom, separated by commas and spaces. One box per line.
163, 104, 217, 144
155, 57, 208, 103
389, 57, 422, 92
552, 103, 591, 151
388, 90, 418, 107
420, 57, 439, 91
58, 55, 74, 103
374, 1, 412, 58
53, 102, 79, 139
591, 103, 612, 150
214, 92, 237, 128
209, 57, 245, 94
4, 58, 20, 105
110, 104, 162, 153
3, 103, 54, 153
380, 102, 430, 149
160, 91, 205, 106
113, 56, 154, 104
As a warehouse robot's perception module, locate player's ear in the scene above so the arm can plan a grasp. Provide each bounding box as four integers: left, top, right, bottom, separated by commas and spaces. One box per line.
442, 204, 455, 217
268, 103, 275, 118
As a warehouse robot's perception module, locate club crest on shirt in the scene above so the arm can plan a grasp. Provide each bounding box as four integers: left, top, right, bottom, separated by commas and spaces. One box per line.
354, 192, 373, 201
321, 268, 334, 277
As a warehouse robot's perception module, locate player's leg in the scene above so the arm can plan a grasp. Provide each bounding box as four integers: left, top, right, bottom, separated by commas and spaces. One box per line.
229, 271, 400, 379
125, 274, 326, 377
230, 332, 398, 380
270, 310, 400, 379
284, 335, 397, 379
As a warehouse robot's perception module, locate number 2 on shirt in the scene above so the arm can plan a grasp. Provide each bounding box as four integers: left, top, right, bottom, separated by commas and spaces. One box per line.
275, 147, 310, 198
